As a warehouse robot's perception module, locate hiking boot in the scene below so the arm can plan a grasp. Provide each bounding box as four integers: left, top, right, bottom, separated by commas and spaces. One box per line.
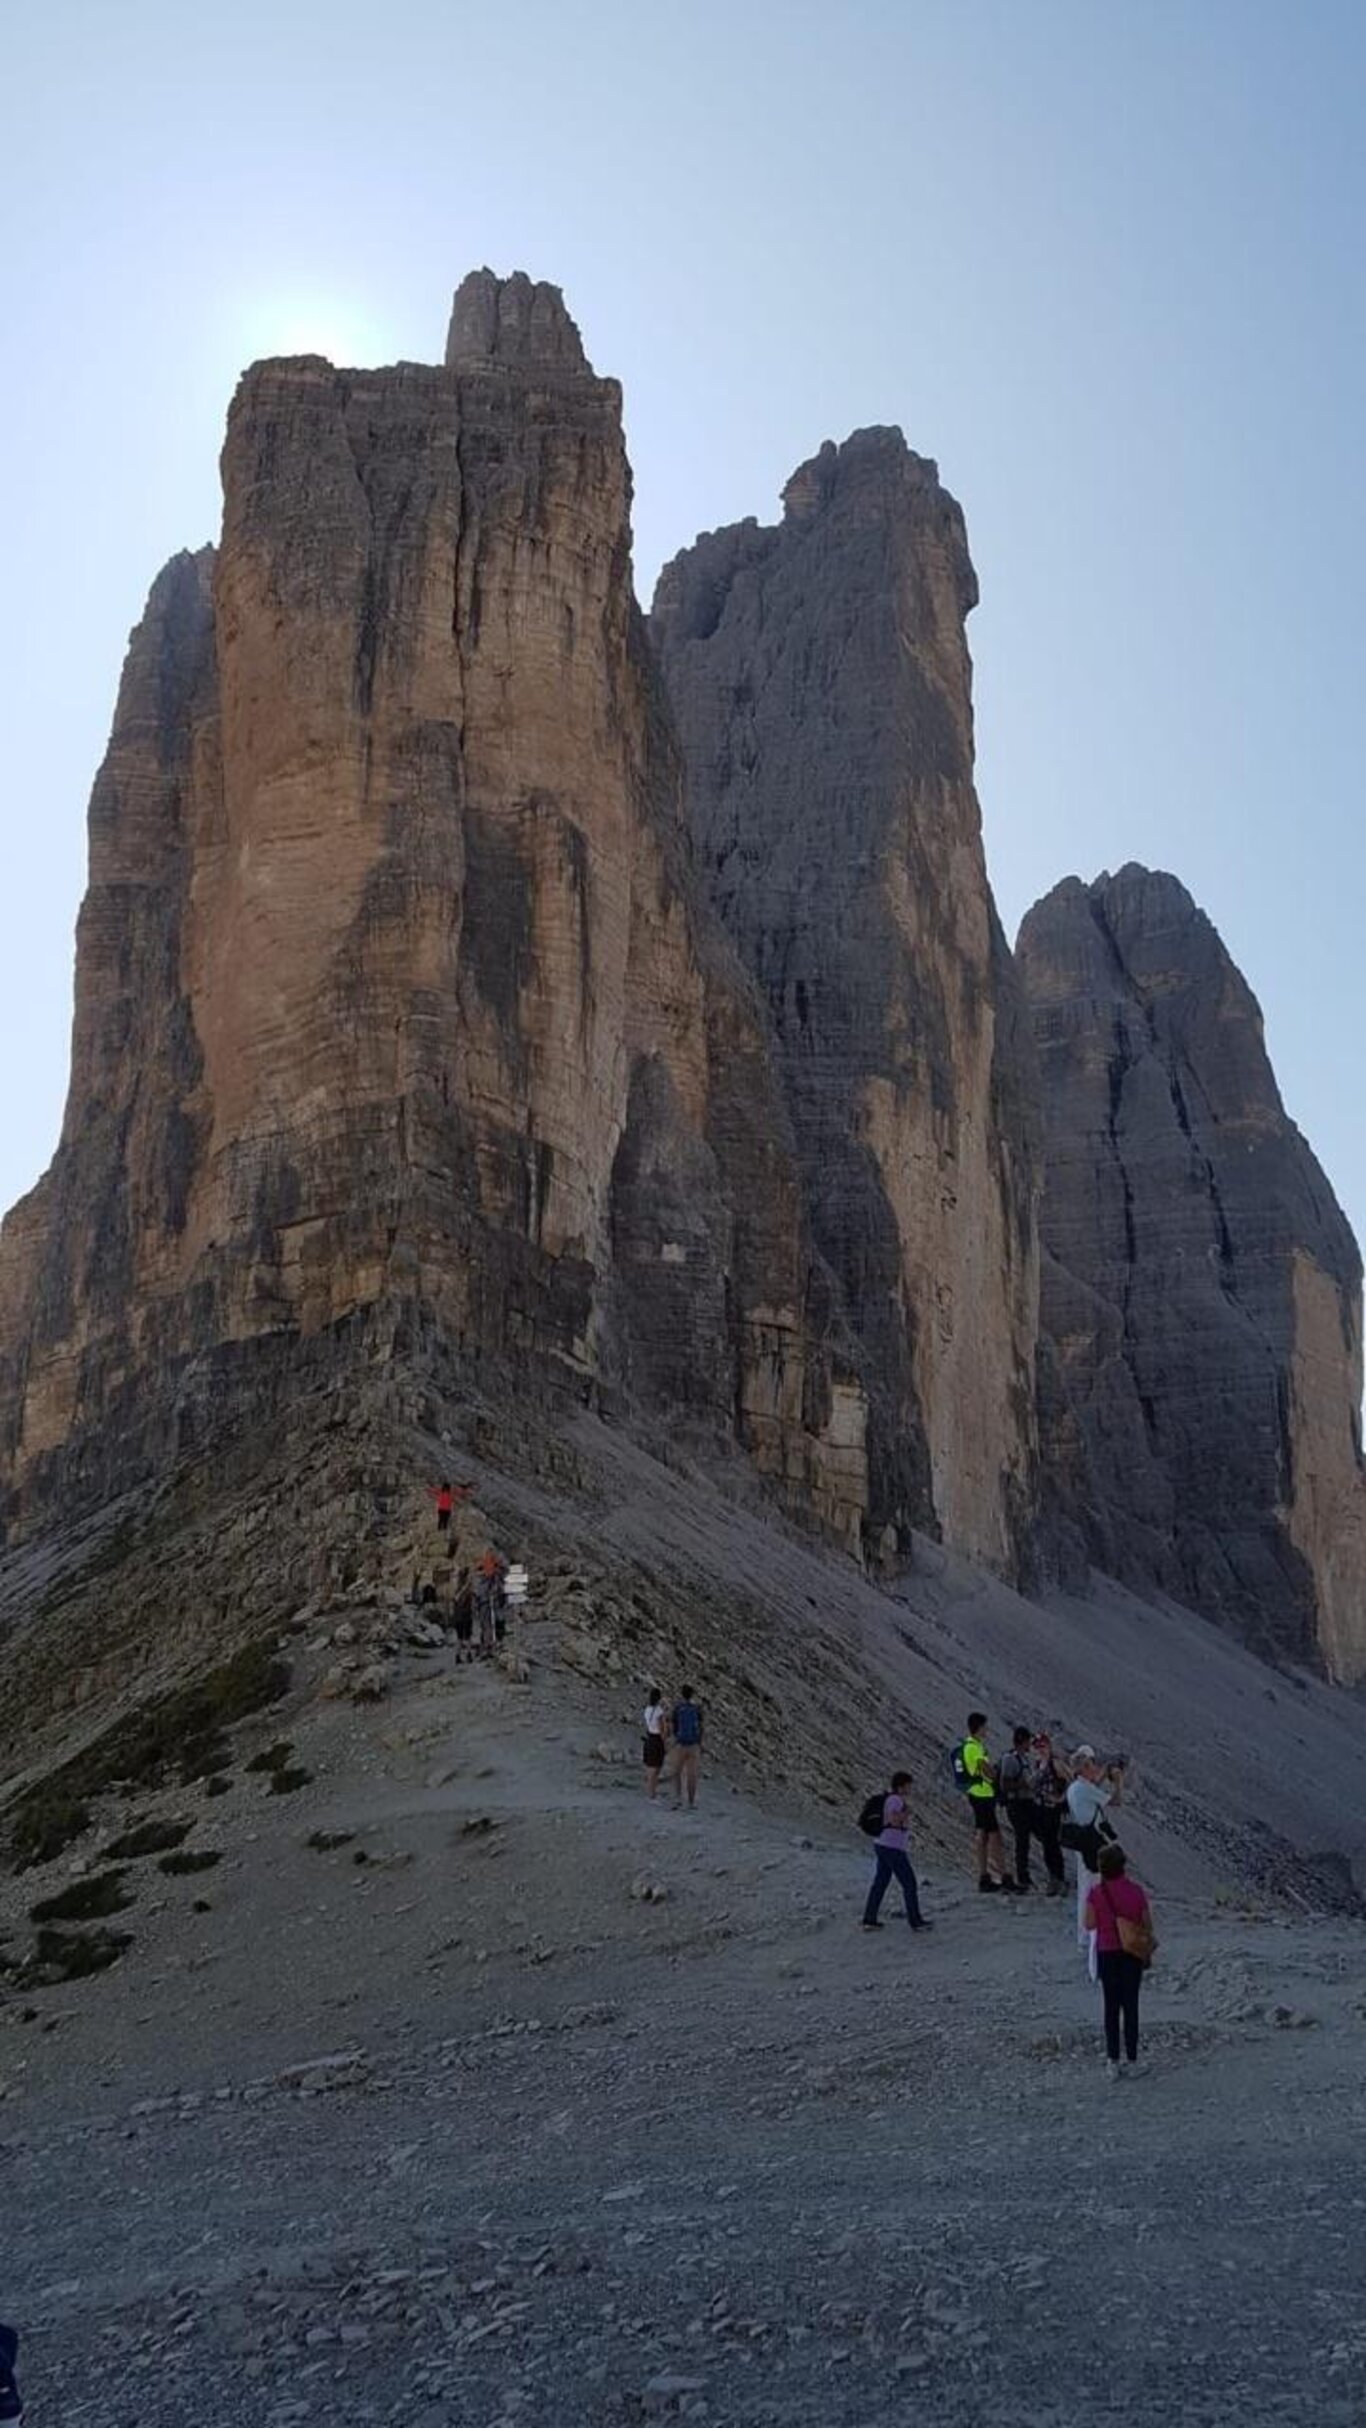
977, 1877, 1000, 1893
1104, 2058, 1121, 2083
908, 1919, 935, 1932
999, 1879, 1023, 1895
1123, 2058, 1150, 2078
860, 1920, 884, 1931
1045, 1877, 1065, 1898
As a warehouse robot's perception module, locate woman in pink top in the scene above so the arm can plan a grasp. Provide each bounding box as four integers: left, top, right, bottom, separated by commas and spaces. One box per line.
1084, 1841, 1156, 2079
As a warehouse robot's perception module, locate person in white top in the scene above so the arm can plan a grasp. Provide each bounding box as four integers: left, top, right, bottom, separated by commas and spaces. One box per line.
1066, 1747, 1124, 1980
642, 1689, 668, 1799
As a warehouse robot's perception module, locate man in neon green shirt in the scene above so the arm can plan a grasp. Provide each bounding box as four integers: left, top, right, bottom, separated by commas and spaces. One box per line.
963, 1709, 1014, 1894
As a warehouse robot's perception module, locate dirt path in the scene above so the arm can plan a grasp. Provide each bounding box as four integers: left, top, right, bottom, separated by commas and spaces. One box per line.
4, 1620, 1365, 2425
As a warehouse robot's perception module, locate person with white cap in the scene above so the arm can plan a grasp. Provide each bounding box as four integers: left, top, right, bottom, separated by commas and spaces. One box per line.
1063, 1747, 1124, 1980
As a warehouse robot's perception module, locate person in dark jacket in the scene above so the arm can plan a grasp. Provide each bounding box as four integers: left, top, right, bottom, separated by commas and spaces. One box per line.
670, 1687, 704, 1808
0, 2322, 22, 2425
997, 1724, 1040, 1891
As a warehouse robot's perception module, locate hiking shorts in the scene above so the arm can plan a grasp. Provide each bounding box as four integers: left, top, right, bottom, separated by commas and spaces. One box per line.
970, 1795, 999, 1831
643, 1735, 665, 1771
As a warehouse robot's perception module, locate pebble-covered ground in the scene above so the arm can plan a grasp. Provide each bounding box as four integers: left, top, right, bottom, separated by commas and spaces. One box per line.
4, 1623, 1365, 2426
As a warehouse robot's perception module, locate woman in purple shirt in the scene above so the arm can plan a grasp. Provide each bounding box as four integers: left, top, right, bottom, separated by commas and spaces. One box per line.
861, 1771, 934, 1932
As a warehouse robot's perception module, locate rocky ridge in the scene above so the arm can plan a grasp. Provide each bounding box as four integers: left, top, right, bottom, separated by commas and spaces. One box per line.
0, 270, 1363, 1686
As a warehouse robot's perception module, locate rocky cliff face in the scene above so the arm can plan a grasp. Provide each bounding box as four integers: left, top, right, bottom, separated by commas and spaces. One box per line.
11, 269, 1360, 1679
0, 273, 882, 1556
1017, 865, 1366, 1682
651, 432, 1041, 1575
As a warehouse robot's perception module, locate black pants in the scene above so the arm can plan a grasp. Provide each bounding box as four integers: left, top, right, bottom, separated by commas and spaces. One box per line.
1005, 1799, 1065, 1886
1097, 1950, 1144, 2061
1033, 1803, 1065, 1882
863, 1847, 925, 1927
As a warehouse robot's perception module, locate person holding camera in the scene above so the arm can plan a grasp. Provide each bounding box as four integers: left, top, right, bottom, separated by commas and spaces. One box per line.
1064, 1747, 1124, 1979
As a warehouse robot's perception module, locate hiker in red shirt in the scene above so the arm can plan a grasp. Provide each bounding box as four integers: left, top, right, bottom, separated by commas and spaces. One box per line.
429, 1480, 471, 1535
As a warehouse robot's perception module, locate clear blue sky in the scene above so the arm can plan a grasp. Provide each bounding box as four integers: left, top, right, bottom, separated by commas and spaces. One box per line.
3, 1, 1364, 1263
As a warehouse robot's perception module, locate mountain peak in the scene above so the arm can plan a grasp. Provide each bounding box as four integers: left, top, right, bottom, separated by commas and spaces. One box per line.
444, 267, 591, 375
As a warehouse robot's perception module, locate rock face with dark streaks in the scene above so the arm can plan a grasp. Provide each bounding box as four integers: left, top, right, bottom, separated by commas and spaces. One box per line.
651, 431, 1041, 1576
0, 274, 887, 1559
1017, 865, 1366, 1682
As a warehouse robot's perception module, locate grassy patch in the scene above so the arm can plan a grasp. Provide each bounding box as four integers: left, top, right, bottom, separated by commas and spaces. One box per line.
158, 1849, 221, 1876
29, 1869, 133, 1924
9, 1793, 92, 1870
105, 1818, 193, 1859
177, 1734, 233, 1783
307, 1830, 355, 1852
245, 1741, 295, 1775
268, 1765, 313, 1795
23, 1926, 133, 1984
7, 1641, 289, 1869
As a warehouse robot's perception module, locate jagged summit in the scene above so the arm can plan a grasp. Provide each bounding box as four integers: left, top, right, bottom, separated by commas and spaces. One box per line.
1018, 861, 1366, 1681
444, 267, 591, 376
780, 424, 943, 511
652, 427, 1034, 1576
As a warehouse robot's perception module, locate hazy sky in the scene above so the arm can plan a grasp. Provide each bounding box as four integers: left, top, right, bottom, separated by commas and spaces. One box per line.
3, 1, 1364, 1257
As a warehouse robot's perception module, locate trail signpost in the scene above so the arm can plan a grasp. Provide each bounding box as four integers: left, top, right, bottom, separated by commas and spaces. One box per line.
503, 1562, 530, 1676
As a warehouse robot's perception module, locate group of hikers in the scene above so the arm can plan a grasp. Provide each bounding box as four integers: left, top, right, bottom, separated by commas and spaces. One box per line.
861, 1710, 1156, 2078
423, 1479, 1154, 2074
640, 1687, 705, 1809
420, 1482, 508, 1658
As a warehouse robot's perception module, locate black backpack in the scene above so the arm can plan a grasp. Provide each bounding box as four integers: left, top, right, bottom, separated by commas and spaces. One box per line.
857, 1792, 887, 1838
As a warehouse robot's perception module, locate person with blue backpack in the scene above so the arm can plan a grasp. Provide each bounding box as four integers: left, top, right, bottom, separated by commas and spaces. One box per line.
0, 2322, 22, 2424
670, 1685, 704, 1809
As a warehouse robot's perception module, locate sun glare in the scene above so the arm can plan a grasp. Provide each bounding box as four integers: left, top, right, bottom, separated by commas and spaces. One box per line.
238, 294, 380, 369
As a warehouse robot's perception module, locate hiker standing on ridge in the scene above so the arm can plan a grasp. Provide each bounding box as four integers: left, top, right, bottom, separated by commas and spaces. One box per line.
960, 1710, 1014, 1893
670, 1685, 704, 1809
860, 1771, 934, 1932
429, 1480, 471, 1535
